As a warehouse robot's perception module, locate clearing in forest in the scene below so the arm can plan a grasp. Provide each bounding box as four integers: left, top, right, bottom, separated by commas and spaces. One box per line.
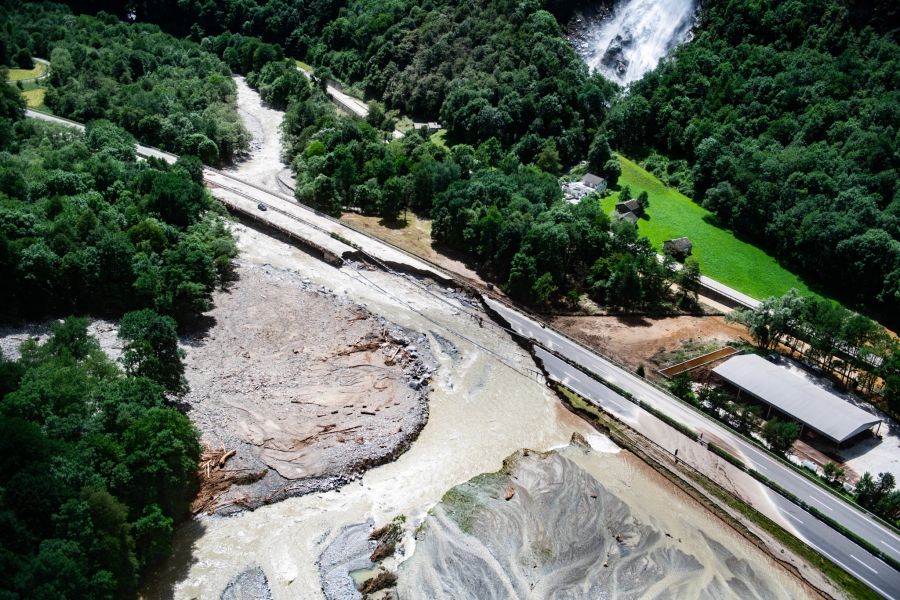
20, 86, 45, 109
7, 61, 46, 81
602, 155, 818, 301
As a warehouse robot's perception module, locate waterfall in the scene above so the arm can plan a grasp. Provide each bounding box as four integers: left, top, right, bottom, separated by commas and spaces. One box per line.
572, 0, 698, 85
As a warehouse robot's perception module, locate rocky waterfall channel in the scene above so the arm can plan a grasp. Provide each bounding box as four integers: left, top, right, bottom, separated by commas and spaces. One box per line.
567, 0, 699, 85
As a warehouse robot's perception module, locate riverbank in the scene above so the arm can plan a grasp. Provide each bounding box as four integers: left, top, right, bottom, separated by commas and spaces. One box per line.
398, 441, 816, 599
224, 76, 294, 195
143, 215, 606, 599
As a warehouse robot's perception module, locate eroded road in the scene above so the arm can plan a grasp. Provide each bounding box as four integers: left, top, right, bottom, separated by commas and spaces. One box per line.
489, 299, 900, 598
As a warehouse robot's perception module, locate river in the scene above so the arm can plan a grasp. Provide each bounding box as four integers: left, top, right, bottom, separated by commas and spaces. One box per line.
143, 79, 813, 599
144, 219, 607, 598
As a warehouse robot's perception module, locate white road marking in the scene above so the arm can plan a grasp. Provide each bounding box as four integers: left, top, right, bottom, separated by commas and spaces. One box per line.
850, 554, 880, 574
785, 512, 804, 525
487, 297, 900, 596
882, 541, 900, 555
810, 497, 834, 512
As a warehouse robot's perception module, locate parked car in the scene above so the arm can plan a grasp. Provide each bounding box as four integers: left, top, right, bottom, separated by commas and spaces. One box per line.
257, 203, 267, 211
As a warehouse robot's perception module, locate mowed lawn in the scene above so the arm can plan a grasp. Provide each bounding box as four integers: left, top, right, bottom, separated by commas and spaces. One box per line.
601, 155, 816, 300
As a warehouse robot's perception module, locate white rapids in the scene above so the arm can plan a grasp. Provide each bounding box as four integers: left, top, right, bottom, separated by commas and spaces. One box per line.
579, 0, 697, 85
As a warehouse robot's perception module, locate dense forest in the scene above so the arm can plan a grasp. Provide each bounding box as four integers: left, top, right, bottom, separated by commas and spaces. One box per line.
1, 55, 234, 594
4, 0, 895, 344
0, 316, 199, 599
60, 0, 899, 321
63, 0, 620, 173
0, 116, 236, 327
298, 0, 615, 162
1, 2, 249, 164
273, 69, 699, 311
608, 0, 899, 317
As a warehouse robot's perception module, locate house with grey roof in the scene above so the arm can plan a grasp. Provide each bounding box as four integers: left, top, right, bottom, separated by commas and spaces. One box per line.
614, 198, 642, 224
581, 173, 606, 191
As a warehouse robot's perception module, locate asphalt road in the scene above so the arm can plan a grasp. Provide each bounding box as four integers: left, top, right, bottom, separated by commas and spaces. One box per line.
699, 273, 761, 309
295, 66, 405, 139
26, 111, 448, 283
662, 254, 761, 310
490, 298, 900, 597
27, 110, 178, 164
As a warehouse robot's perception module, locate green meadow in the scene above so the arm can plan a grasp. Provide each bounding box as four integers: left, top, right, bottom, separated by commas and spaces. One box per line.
602, 155, 818, 301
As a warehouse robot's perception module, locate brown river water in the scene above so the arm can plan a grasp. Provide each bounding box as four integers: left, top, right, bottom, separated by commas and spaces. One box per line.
143, 225, 810, 599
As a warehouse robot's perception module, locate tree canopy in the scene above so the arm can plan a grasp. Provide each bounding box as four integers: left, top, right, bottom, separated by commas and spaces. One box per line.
1, 2, 249, 164
607, 0, 900, 321
0, 319, 200, 599
25, 0, 898, 326
0, 116, 236, 327
0, 63, 234, 597
68, 0, 618, 166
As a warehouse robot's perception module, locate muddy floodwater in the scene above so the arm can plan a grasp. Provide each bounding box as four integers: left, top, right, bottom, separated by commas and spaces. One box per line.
143, 226, 811, 599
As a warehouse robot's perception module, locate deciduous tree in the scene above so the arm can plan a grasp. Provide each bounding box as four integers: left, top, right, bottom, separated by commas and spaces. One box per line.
762, 418, 801, 456
118, 310, 186, 395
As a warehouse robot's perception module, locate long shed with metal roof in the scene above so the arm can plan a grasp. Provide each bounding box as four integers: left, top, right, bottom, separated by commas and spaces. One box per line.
712, 354, 881, 445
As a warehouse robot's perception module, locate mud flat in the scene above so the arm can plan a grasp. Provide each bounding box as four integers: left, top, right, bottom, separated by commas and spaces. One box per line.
397, 439, 814, 599
145, 79, 814, 600
184, 258, 433, 513
143, 223, 605, 599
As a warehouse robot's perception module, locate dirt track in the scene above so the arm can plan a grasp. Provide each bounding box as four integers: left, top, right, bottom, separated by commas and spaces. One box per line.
184, 258, 433, 514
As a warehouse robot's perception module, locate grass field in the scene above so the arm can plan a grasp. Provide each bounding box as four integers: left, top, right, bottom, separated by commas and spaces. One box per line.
602, 155, 816, 301
8, 61, 46, 81
21, 87, 46, 109
429, 129, 447, 148
394, 115, 414, 132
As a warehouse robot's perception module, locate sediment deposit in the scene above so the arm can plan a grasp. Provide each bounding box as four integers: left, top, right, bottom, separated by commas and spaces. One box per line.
397, 440, 811, 600
184, 259, 433, 513
145, 80, 814, 600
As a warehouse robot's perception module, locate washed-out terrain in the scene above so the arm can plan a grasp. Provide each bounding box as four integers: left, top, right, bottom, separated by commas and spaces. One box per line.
142, 79, 818, 599
399, 439, 808, 599
184, 258, 433, 513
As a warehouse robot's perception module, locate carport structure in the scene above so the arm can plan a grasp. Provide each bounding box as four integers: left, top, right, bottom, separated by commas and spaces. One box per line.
712, 354, 881, 445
